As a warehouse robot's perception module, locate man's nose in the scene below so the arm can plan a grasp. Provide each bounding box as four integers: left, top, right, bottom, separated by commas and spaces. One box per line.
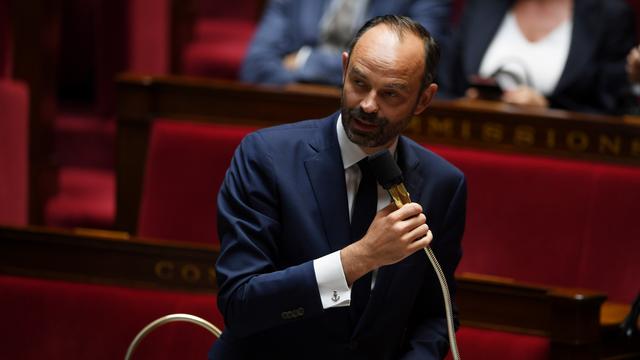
360, 91, 379, 114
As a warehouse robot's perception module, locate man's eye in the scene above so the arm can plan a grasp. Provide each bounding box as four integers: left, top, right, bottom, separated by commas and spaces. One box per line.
383, 91, 398, 98
354, 80, 366, 87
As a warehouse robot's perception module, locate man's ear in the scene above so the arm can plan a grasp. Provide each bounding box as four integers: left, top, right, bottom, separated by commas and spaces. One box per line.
342, 52, 349, 83
413, 83, 438, 115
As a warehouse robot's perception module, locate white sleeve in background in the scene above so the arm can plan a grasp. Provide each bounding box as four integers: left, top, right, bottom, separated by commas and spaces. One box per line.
294, 46, 312, 69
313, 250, 351, 309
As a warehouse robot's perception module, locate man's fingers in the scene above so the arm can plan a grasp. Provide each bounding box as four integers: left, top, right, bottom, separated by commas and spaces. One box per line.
403, 223, 429, 243
408, 230, 433, 251
390, 203, 423, 221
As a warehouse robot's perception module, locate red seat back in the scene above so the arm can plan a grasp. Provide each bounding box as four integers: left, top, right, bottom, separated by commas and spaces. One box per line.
428, 144, 640, 303
128, 0, 170, 73
137, 120, 256, 244
0, 275, 222, 360
0, 80, 29, 226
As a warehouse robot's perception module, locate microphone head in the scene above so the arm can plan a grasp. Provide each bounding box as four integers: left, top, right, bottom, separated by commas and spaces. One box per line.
368, 149, 404, 190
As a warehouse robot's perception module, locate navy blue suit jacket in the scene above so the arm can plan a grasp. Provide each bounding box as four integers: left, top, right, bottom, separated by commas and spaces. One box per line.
210, 113, 466, 359
437, 0, 636, 114
240, 0, 452, 86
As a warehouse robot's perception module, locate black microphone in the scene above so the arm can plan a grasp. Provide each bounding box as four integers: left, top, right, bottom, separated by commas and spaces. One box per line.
367, 149, 411, 207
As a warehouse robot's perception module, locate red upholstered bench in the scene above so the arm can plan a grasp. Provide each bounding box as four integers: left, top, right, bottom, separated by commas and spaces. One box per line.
427, 144, 640, 304
137, 119, 258, 244
180, 0, 263, 79
0, 275, 223, 360
428, 144, 640, 360
182, 19, 257, 79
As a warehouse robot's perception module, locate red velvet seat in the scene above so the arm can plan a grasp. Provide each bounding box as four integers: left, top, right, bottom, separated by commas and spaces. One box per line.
128, 0, 170, 73
137, 120, 257, 244
424, 144, 640, 360
182, 19, 256, 79
0, 79, 29, 226
445, 327, 550, 360
180, 0, 262, 79
44, 167, 115, 229
427, 144, 640, 304
0, 275, 222, 360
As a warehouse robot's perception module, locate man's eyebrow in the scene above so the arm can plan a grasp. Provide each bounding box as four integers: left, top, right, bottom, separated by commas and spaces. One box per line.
350, 66, 368, 79
383, 82, 409, 91
350, 65, 409, 91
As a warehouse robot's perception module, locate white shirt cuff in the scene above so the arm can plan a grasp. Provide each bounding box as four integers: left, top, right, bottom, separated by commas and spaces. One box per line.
313, 250, 351, 309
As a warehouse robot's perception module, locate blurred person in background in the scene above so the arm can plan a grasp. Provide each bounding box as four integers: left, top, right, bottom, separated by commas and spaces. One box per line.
625, 44, 640, 114
438, 0, 636, 114
240, 0, 452, 86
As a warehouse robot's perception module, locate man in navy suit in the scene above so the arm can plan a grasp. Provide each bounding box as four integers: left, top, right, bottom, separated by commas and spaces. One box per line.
211, 15, 466, 359
240, 0, 452, 86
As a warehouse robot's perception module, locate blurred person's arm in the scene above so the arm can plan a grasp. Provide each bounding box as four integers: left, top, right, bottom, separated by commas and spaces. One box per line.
240, 0, 300, 85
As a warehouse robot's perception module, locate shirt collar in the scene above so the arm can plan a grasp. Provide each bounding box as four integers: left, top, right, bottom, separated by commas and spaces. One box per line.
336, 114, 398, 170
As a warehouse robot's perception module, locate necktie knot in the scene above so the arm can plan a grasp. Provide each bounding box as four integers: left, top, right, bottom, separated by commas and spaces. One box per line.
357, 158, 373, 179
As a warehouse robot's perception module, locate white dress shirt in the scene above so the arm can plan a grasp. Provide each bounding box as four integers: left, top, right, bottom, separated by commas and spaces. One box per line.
313, 115, 397, 309
479, 11, 572, 95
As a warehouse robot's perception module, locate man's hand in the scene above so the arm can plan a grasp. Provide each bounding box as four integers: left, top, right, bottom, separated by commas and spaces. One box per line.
283, 51, 299, 71
341, 203, 432, 286
502, 85, 549, 108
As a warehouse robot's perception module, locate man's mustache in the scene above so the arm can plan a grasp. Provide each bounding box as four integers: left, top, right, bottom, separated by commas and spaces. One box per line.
349, 107, 385, 124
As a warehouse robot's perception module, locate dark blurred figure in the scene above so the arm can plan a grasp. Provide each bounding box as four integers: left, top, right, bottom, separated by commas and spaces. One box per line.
624, 45, 640, 114
240, 0, 452, 86
438, 0, 636, 114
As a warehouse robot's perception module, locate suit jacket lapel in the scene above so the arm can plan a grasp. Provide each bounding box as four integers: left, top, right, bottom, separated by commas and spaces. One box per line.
304, 113, 351, 252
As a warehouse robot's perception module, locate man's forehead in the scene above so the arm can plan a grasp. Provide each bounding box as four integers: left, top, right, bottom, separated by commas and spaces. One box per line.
351, 24, 424, 62
355, 24, 404, 50
349, 24, 425, 84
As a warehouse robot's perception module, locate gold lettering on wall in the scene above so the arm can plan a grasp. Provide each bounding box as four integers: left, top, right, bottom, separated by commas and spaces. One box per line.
514, 126, 535, 147
418, 113, 640, 163
566, 131, 589, 152
155, 261, 175, 280
426, 116, 454, 138
546, 129, 556, 149
181, 264, 201, 283
598, 135, 621, 155
482, 123, 504, 143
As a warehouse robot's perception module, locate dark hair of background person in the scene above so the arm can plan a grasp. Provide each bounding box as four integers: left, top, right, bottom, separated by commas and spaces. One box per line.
346, 15, 440, 91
